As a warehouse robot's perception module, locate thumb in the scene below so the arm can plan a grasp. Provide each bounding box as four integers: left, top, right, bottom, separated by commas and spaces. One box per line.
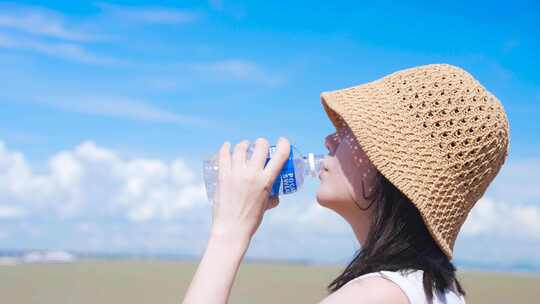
262, 137, 290, 188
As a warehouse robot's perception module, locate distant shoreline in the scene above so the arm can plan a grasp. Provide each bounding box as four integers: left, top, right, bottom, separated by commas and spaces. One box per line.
2, 249, 539, 275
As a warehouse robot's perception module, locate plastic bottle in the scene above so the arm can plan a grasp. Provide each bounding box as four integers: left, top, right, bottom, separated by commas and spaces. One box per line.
202, 143, 324, 202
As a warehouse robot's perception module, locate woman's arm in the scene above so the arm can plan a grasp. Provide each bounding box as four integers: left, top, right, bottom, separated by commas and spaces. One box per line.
181, 233, 249, 304
181, 137, 290, 304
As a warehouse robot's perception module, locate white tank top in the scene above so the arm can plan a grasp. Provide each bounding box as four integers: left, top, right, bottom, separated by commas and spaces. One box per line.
342, 269, 466, 304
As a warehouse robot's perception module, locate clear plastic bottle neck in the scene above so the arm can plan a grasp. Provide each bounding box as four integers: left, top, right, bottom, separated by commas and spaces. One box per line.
301, 153, 324, 178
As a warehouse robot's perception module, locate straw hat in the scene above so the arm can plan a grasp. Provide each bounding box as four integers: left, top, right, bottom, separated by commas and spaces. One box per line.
320, 63, 510, 259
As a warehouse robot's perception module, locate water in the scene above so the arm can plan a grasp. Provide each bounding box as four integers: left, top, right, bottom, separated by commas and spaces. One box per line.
203, 143, 324, 202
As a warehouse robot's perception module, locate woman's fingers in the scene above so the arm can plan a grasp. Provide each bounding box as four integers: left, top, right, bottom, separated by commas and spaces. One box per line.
232, 140, 250, 168
224, 137, 289, 196
248, 137, 270, 170
218, 141, 232, 185
262, 137, 290, 187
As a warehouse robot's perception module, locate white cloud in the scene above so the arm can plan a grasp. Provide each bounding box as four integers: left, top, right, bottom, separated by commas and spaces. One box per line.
0, 4, 94, 41
462, 197, 540, 239
267, 199, 349, 236
39, 95, 212, 127
2, 139, 539, 264
0, 32, 114, 64
139, 59, 286, 90
0, 4, 108, 64
0, 2, 197, 43
0, 140, 208, 221
190, 60, 284, 86
97, 3, 198, 25
0, 205, 26, 219
487, 157, 540, 203
0, 230, 9, 240
0, 3, 197, 65
0, 91, 213, 128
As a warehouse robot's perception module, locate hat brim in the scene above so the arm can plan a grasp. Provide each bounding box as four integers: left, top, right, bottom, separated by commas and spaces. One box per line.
320, 84, 455, 259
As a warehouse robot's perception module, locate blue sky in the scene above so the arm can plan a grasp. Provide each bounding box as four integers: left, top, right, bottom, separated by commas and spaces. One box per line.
0, 0, 539, 268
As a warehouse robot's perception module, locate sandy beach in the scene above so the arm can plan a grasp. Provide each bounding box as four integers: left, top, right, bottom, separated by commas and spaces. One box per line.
1, 261, 538, 303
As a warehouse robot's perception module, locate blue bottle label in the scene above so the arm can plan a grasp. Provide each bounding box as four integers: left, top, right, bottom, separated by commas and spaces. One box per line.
266, 144, 297, 196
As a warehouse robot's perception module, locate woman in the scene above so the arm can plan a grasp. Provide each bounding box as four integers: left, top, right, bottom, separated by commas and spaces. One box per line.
182, 64, 510, 304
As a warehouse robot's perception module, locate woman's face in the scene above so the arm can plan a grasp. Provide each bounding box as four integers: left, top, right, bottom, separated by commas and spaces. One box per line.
316, 126, 379, 214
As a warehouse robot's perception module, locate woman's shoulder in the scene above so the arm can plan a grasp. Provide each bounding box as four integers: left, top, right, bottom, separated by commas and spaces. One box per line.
338, 269, 466, 304
319, 273, 409, 304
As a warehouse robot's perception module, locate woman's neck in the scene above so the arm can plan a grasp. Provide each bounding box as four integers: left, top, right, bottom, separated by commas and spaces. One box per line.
340, 207, 372, 247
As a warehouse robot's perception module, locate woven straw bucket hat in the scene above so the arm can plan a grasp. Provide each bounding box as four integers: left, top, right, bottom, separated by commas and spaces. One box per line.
320, 63, 510, 259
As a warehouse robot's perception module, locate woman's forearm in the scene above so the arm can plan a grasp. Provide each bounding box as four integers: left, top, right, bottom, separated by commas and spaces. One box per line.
182, 233, 250, 304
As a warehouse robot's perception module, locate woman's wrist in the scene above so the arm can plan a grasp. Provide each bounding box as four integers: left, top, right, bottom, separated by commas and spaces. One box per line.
208, 229, 251, 254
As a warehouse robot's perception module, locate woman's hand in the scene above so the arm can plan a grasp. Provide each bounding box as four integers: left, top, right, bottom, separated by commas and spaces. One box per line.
210, 137, 291, 242
182, 137, 290, 304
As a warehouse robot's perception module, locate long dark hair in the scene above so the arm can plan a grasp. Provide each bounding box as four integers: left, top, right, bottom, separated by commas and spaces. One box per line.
327, 171, 466, 301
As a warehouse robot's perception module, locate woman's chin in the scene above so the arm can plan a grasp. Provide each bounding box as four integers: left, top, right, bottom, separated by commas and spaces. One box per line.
316, 187, 332, 208
316, 184, 349, 211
